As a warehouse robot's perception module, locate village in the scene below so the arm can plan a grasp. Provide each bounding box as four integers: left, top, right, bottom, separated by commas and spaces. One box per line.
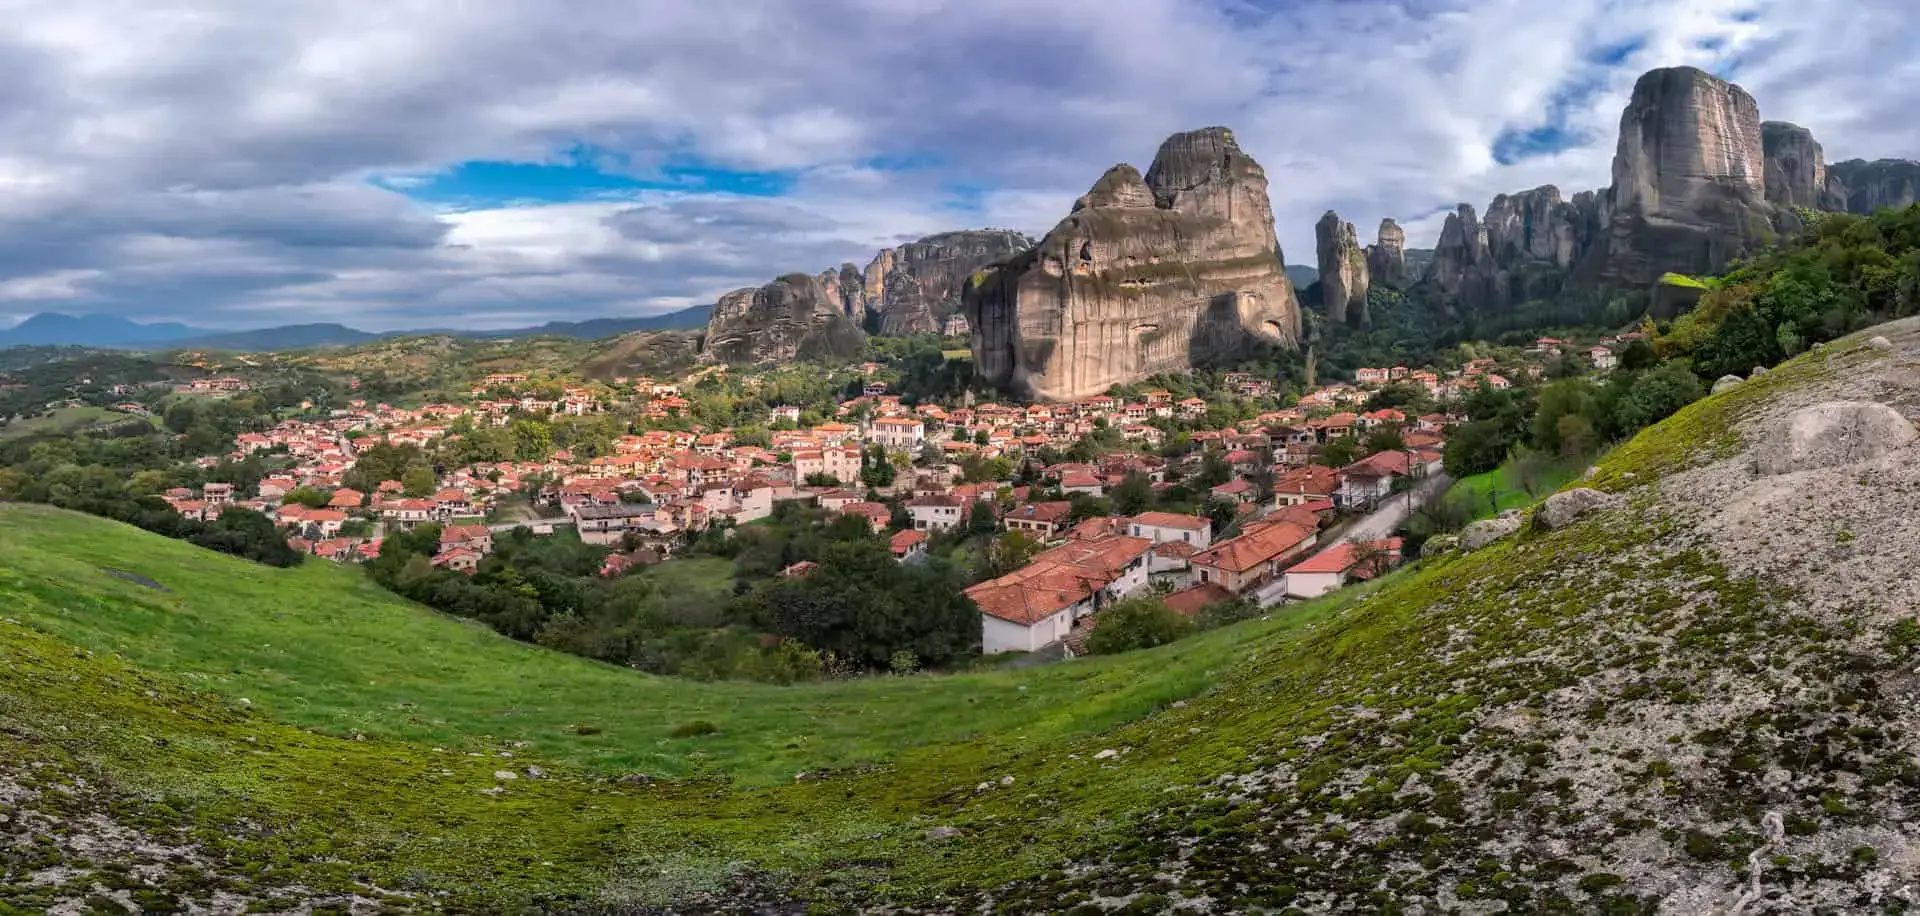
151, 333, 1635, 659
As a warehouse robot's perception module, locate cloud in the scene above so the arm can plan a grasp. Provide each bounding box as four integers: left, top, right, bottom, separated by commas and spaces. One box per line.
0, 0, 1912, 330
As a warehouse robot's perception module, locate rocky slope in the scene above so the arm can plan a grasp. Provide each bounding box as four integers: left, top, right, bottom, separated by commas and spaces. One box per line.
1315, 210, 1371, 327
698, 273, 866, 364
964, 127, 1301, 401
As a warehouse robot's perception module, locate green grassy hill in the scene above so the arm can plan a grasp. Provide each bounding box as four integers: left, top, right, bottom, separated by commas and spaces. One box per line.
7, 325, 1920, 911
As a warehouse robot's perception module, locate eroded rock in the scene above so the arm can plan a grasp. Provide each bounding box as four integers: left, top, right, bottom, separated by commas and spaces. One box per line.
1461, 513, 1524, 551
964, 127, 1301, 401
1537, 488, 1622, 530
1752, 401, 1918, 475
700, 274, 867, 365
1713, 375, 1744, 394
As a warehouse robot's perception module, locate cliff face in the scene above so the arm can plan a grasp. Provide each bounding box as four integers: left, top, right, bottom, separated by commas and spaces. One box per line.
1761, 121, 1833, 210
1315, 211, 1371, 327
868, 230, 1033, 335
699, 274, 867, 364
1589, 66, 1775, 285
1367, 219, 1408, 290
964, 127, 1300, 402
1417, 187, 1602, 319
1827, 159, 1920, 214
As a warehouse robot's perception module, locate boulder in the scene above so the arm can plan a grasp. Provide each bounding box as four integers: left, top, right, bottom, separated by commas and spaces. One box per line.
1537, 488, 1622, 530
1418, 534, 1459, 558
965, 127, 1301, 401
1868, 336, 1893, 351
1461, 513, 1524, 551
1713, 375, 1744, 394
1753, 401, 1919, 475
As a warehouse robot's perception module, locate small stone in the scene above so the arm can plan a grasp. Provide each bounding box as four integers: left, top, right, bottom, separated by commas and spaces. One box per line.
999, 775, 1014, 786
1093, 749, 1118, 760
494, 770, 518, 780
925, 826, 963, 840
1170, 700, 1188, 709
1750, 365, 1769, 376
976, 782, 992, 792
236, 697, 251, 707
525, 765, 547, 779
482, 786, 505, 796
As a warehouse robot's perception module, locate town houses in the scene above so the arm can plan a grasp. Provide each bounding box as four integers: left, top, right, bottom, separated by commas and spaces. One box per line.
138, 331, 1646, 662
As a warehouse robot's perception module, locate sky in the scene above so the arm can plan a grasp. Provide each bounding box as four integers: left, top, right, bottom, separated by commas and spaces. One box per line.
0, 0, 1916, 332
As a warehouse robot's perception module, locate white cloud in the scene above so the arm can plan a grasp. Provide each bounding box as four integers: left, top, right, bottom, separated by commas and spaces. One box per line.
0, 0, 1911, 330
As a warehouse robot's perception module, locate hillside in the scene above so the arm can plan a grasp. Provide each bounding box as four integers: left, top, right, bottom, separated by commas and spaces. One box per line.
9, 322, 1920, 910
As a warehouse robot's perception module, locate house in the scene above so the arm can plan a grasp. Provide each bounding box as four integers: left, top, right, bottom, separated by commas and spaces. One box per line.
1058, 471, 1104, 496
1336, 450, 1415, 510
301, 509, 348, 537
905, 494, 967, 532
1001, 501, 1074, 540
1210, 478, 1257, 504
203, 483, 234, 506
434, 488, 474, 518
600, 549, 661, 578
816, 489, 866, 513
1163, 582, 1234, 617
1188, 518, 1319, 596
770, 405, 802, 425
869, 416, 925, 451
1272, 465, 1338, 507
328, 488, 365, 509
1355, 367, 1390, 386
440, 523, 494, 556
1589, 346, 1618, 371
571, 503, 661, 545
889, 529, 929, 563
374, 499, 433, 526
1125, 511, 1213, 550
1283, 538, 1404, 599
967, 534, 1153, 654
835, 501, 893, 533
431, 547, 482, 575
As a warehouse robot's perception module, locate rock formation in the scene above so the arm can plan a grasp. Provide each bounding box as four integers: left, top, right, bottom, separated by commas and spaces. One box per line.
964, 127, 1300, 402
815, 262, 866, 317
1315, 211, 1371, 326
1366, 219, 1407, 290
866, 230, 1032, 335
1826, 158, 1920, 214
1761, 121, 1833, 209
1588, 66, 1774, 285
699, 273, 866, 364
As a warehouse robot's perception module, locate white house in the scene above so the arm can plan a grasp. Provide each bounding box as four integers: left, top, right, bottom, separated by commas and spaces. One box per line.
906, 494, 966, 531
868, 417, 925, 451
1125, 511, 1213, 550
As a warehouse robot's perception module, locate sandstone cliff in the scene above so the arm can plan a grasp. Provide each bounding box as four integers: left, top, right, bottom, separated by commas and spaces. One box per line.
964, 127, 1300, 402
1315, 211, 1371, 327
1827, 158, 1920, 214
1761, 121, 1833, 210
1588, 66, 1774, 285
1367, 219, 1408, 290
699, 273, 867, 364
866, 230, 1033, 335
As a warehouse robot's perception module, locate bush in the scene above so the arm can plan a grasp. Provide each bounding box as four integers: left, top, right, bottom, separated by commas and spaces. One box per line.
1087, 598, 1196, 655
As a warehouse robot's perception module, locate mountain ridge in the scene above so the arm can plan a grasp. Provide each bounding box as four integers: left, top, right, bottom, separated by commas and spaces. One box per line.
0, 305, 715, 351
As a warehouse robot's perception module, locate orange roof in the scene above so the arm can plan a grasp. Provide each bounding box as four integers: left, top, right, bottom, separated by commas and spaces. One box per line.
889, 529, 928, 554
1286, 538, 1404, 576
1127, 511, 1208, 531
1163, 582, 1233, 616
1192, 520, 1316, 575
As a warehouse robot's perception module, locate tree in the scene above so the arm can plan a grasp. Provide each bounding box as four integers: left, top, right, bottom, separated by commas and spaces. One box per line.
1361, 427, 1405, 455
284, 486, 330, 509
509, 419, 554, 461
965, 500, 1000, 539
804, 472, 842, 487
1110, 472, 1154, 516
1555, 413, 1597, 461
1086, 598, 1195, 654
859, 444, 896, 489
1316, 436, 1361, 468
977, 530, 1040, 580
1613, 362, 1705, 434
402, 466, 437, 498
1442, 420, 1511, 478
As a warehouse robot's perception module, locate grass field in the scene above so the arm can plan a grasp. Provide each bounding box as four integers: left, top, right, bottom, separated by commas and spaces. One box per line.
1447, 455, 1583, 521
0, 504, 1315, 784
0, 404, 148, 440
941, 348, 970, 360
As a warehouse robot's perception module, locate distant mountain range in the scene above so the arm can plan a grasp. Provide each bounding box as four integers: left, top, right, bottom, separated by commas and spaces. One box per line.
0, 306, 715, 351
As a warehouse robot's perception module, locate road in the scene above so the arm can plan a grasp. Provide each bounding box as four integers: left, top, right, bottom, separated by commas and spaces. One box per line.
1324, 472, 1453, 546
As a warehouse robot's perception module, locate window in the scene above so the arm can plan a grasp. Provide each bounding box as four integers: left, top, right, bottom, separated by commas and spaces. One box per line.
1182, 532, 1190, 542
1198, 569, 1209, 583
